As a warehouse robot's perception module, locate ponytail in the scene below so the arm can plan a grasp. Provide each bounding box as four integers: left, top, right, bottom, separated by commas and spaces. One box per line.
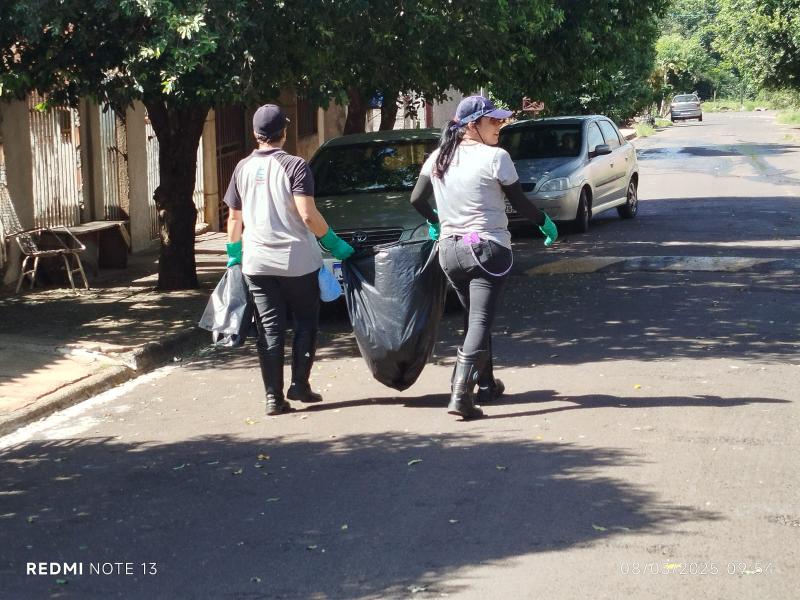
433, 121, 466, 179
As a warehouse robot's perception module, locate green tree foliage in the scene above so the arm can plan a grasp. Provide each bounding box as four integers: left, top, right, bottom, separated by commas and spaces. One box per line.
715, 0, 800, 92
653, 0, 733, 107
655, 34, 711, 92
1, 0, 319, 289
490, 0, 669, 123
313, 1, 560, 134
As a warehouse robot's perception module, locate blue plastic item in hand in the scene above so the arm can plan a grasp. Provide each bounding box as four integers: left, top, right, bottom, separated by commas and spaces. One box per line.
319, 265, 342, 302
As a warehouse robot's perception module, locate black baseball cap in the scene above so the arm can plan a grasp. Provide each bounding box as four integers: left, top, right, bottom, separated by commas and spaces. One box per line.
253, 104, 289, 138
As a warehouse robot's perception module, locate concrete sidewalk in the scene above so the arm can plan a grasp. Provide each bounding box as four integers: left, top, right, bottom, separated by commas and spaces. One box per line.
0, 231, 230, 436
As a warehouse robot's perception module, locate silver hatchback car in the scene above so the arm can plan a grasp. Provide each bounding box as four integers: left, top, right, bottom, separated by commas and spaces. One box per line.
499, 116, 639, 232
670, 93, 703, 122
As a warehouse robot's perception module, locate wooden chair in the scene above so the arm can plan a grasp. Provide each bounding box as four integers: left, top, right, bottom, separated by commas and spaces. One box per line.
0, 184, 89, 293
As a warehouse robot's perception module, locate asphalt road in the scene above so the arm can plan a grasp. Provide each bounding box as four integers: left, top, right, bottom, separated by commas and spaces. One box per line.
1, 112, 799, 599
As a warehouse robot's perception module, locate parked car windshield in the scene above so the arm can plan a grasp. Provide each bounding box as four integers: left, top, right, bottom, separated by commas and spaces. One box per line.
500, 124, 583, 159
674, 94, 698, 102
312, 140, 437, 196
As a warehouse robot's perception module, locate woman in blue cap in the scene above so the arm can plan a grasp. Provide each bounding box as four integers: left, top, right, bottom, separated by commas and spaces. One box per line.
410, 95, 558, 420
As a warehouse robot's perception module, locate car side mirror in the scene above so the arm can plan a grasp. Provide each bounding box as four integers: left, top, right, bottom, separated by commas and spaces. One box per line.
590, 144, 612, 158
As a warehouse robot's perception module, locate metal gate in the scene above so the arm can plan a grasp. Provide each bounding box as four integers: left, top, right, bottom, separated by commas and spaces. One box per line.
145, 118, 205, 240
215, 105, 249, 230
28, 94, 83, 228
98, 107, 127, 220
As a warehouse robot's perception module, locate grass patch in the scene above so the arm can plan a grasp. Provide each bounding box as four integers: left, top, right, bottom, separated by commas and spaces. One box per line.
703, 100, 740, 112
634, 123, 655, 137
654, 118, 672, 128
777, 111, 800, 125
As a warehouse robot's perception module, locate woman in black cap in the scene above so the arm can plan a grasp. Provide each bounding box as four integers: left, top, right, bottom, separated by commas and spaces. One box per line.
410, 95, 558, 420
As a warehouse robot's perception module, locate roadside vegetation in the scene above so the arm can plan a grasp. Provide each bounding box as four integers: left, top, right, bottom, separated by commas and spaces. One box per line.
777, 112, 800, 126
635, 123, 657, 137
651, 0, 800, 117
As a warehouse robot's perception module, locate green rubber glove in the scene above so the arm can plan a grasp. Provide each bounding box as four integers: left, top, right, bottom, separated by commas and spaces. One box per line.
226, 240, 242, 267
319, 227, 355, 260
427, 208, 440, 240
538, 213, 558, 247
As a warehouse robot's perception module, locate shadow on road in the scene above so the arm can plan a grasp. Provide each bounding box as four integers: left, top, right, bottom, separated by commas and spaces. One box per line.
0, 431, 719, 598
300, 391, 788, 420
637, 143, 799, 159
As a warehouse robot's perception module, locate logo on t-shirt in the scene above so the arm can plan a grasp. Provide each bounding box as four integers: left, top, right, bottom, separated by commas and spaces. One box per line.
255, 166, 267, 185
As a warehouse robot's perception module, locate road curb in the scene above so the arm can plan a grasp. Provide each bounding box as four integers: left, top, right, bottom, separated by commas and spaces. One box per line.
0, 326, 209, 438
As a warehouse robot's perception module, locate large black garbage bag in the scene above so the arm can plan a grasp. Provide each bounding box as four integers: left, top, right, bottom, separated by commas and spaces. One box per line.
342, 239, 446, 390
198, 265, 256, 347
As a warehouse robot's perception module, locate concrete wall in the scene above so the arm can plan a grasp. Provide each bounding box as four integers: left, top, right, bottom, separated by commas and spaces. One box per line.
431, 90, 464, 129
201, 109, 219, 232
81, 99, 105, 223
0, 100, 34, 285
125, 102, 157, 253
0, 101, 35, 229
322, 103, 347, 143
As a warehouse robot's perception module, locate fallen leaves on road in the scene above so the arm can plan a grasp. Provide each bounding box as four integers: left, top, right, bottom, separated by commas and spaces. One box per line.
592, 524, 608, 532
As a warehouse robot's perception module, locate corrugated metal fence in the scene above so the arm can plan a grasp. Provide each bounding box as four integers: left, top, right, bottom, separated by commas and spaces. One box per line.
98, 107, 126, 220
28, 94, 83, 228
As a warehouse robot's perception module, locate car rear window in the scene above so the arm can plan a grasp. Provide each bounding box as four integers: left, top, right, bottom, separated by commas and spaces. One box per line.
312, 140, 437, 196
674, 95, 698, 102
499, 124, 583, 159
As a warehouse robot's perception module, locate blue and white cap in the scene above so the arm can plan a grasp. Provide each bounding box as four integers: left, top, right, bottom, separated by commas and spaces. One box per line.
453, 95, 513, 127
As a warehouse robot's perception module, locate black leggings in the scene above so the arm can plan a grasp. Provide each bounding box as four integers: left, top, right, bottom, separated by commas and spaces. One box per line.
244, 270, 320, 357
439, 237, 511, 363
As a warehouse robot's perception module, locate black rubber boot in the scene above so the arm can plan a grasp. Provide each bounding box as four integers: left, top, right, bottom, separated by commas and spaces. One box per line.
447, 348, 485, 420
258, 347, 291, 415
476, 378, 505, 404
475, 339, 504, 403
286, 329, 322, 403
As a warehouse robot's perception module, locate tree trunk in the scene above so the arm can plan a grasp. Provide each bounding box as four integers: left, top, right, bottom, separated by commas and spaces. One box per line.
343, 89, 368, 135
144, 100, 208, 290
379, 89, 399, 131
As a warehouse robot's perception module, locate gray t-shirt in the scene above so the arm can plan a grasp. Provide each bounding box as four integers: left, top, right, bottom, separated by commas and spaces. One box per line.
420, 143, 518, 248
223, 149, 322, 277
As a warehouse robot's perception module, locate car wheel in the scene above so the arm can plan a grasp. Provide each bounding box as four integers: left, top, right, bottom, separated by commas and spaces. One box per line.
573, 188, 590, 233
617, 179, 638, 219
698, 114, 703, 122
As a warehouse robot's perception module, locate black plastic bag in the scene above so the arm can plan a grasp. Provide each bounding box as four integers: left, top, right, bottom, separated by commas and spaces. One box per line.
198, 265, 256, 347
342, 239, 446, 390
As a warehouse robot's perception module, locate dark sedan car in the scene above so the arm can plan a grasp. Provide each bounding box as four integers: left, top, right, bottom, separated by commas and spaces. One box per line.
309, 129, 440, 280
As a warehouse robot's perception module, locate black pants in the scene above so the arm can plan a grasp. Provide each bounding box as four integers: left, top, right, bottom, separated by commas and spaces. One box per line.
439, 237, 511, 382
244, 269, 320, 376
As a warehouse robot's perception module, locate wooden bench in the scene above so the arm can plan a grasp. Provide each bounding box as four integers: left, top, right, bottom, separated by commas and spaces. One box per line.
66, 221, 131, 275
